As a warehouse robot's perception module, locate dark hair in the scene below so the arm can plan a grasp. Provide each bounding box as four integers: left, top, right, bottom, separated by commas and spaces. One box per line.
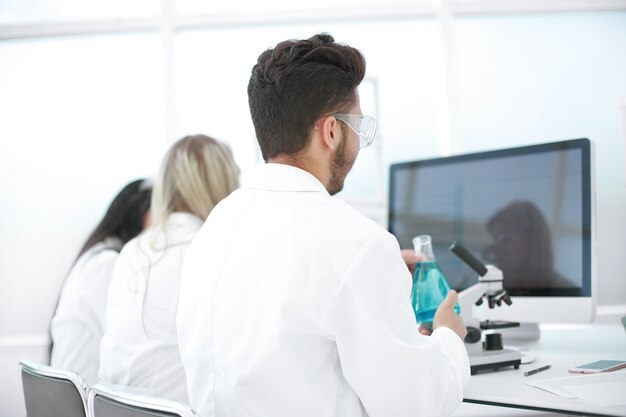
77, 179, 152, 259
247, 33, 366, 161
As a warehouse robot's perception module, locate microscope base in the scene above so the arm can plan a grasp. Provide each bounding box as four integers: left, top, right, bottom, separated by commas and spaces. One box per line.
469, 348, 522, 375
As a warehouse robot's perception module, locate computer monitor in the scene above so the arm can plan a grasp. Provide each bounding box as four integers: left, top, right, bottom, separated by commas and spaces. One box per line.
388, 138, 595, 323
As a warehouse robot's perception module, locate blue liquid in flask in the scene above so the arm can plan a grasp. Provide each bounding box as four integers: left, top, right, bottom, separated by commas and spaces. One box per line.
411, 261, 461, 324
411, 235, 461, 326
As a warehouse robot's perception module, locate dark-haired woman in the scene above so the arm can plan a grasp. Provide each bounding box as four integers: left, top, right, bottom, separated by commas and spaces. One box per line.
50, 179, 152, 384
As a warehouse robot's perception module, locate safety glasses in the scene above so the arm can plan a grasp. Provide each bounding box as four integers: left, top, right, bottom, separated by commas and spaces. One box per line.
333, 113, 377, 148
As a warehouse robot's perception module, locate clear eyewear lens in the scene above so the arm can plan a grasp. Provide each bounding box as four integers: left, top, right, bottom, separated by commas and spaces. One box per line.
334, 114, 377, 148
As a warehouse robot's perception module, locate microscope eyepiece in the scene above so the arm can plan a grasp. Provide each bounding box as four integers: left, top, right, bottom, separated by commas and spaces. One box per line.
449, 242, 488, 276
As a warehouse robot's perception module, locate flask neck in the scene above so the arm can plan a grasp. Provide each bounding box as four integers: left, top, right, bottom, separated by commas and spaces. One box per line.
413, 234, 436, 262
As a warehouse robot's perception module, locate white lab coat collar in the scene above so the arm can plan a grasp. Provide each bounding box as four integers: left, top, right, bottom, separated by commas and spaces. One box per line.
99, 236, 124, 252
167, 211, 204, 228
246, 163, 329, 194
141, 212, 203, 250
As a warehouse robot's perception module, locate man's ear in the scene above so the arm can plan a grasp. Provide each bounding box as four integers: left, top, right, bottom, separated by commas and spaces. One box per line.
318, 115, 338, 151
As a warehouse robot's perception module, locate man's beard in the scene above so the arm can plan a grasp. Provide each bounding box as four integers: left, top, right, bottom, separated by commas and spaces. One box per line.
327, 131, 356, 196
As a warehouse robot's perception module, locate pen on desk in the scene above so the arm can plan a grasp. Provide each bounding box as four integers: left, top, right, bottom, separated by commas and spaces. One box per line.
524, 365, 551, 377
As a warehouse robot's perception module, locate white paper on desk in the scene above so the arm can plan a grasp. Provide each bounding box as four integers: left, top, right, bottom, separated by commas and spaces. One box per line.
524, 381, 577, 399
564, 384, 626, 407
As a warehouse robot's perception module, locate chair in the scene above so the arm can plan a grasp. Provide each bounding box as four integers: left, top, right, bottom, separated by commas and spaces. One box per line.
88, 383, 198, 417
19, 359, 89, 417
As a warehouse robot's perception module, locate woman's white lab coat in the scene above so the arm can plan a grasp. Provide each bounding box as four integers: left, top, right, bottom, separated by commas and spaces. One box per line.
99, 212, 202, 403
51, 238, 122, 385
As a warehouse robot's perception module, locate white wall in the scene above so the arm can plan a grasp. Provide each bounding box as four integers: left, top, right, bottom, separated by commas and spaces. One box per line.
1, 3, 625, 416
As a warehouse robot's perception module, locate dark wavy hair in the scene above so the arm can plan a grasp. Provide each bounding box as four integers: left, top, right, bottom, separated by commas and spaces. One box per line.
77, 179, 152, 259
248, 33, 366, 161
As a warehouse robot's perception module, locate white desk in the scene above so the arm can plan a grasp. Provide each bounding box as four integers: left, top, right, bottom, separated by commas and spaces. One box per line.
463, 323, 626, 417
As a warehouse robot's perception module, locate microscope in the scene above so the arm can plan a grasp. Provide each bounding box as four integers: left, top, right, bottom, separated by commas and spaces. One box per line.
449, 242, 522, 375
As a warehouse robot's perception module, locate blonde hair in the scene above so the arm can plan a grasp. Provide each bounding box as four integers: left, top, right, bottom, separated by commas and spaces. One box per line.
150, 134, 240, 228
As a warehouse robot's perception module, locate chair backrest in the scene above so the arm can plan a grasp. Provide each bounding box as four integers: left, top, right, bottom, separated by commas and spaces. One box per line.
88, 383, 198, 417
19, 359, 89, 417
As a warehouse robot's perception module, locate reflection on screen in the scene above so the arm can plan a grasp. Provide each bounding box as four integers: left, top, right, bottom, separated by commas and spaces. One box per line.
388, 140, 591, 297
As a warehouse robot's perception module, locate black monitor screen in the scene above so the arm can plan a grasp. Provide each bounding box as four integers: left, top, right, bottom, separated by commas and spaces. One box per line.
388, 139, 591, 297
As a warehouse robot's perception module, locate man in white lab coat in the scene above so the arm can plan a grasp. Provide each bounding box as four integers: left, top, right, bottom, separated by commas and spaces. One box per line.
177, 33, 470, 417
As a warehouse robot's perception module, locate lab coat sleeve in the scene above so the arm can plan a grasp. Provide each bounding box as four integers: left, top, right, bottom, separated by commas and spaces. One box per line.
50, 321, 100, 384
324, 232, 470, 417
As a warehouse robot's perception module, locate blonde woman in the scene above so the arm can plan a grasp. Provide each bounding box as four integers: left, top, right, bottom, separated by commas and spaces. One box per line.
98, 135, 239, 403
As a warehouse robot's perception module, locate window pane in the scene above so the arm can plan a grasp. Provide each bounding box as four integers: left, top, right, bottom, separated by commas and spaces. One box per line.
0, 0, 159, 24
456, 12, 626, 155
0, 33, 167, 334
175, 20, 442, 208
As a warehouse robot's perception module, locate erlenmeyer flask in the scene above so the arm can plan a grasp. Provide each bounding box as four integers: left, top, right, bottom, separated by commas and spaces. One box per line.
411, 235, 461, 326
